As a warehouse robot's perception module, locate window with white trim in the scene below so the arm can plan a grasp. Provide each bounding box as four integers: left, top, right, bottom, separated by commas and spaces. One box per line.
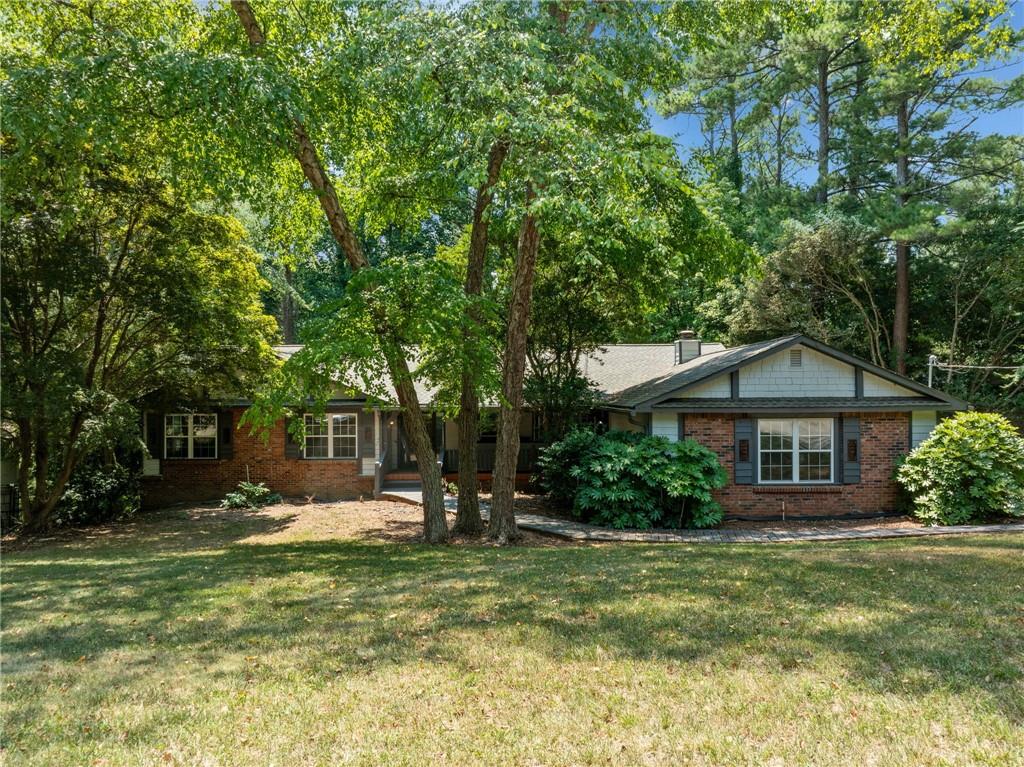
165, 413, 217, 459
758, 418, 832, 483
304, 413, 358, 459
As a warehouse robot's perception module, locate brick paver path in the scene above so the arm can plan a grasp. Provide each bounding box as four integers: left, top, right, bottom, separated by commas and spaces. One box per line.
377, 491, 1024, 544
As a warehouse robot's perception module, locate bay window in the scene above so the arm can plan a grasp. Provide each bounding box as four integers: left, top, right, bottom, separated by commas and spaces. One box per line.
758, 418, 832, 483
304, 413, 358, 459
165, 413, 217, 459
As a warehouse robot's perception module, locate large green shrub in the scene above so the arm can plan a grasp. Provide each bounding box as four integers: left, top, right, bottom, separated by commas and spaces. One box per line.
57, 462, 140, 528
538, 429, 727, 529
897, 411, 1024, 525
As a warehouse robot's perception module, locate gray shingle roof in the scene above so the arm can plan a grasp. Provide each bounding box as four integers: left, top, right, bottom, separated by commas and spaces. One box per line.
272, 333, 965, 411
592, 335, 800, 408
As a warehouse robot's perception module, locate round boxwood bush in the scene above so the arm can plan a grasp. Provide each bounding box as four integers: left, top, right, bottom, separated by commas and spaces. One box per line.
537, 428, 727, 529
897, 411, 1024, 525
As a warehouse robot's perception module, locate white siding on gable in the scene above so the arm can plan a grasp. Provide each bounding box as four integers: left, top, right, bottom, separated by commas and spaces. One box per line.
911, 411, 937, 448
738, 345, 855, 398
651, 411, 678, 442
673, 375, 731, 399
863, 371, 916, 397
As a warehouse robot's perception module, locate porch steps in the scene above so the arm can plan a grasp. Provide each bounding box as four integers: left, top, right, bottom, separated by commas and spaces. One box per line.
380, 471, 423, 503
381, 480, 422, 491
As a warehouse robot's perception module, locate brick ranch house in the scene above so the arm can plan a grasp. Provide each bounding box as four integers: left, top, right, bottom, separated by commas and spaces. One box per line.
141, 333, 966, 519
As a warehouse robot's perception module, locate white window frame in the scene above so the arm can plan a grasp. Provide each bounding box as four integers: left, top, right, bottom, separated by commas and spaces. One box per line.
303, 413, 358, 460
757, 418, 833, 484
164, 413, 218, 459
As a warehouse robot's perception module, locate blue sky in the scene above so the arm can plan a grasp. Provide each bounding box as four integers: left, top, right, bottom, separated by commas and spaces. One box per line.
648, 10, 1024, 177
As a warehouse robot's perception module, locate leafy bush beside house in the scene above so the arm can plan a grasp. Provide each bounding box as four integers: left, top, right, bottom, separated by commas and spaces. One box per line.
897, 412, 1024, 525
221, 482, 283, 510
538, 429, 727, 529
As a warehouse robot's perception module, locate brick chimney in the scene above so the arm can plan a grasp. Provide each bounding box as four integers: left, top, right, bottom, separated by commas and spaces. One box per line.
675, 330, 702, 364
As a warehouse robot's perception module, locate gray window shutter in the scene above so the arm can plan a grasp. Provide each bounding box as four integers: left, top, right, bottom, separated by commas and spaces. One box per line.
145, 412, 163, 459
842, 417, 860, 484
734, 418, 753, 485
833, 417, 843, 484
359, 412, 375, 458
218, 410, 234, 460
284, 416, 302, 459
677, 414, 686, 442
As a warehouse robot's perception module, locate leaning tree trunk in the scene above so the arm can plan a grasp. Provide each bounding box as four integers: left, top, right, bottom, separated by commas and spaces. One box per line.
231, 0, 448, 541
892, 97, 911, 375
453, 139, 508, 536
488, 188, 539, 544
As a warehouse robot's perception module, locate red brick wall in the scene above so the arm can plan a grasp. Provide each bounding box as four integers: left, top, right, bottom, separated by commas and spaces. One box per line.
682, 412, 909, 518
142, 408, 373, 508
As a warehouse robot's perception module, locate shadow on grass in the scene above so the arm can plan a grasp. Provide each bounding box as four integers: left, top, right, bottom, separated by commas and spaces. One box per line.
4, 512, 1023, 727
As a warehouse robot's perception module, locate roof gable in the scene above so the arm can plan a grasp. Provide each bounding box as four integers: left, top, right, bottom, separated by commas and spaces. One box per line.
617, 335, 966, 411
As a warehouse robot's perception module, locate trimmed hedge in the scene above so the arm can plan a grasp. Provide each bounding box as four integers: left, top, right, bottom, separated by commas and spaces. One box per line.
537, 429, 727, 529
897, 411, 1024, 525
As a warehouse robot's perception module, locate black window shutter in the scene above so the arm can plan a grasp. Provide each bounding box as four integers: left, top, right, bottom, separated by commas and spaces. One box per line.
284, 416, 302, 459
218, 410, 234, 460
146, 412, 164, 459
842, 417, 861, 484
734, 418, 753, 485
677, 413, 686, 442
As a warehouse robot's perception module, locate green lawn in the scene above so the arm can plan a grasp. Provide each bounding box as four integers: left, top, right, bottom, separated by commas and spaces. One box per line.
3, 504, 1023, 766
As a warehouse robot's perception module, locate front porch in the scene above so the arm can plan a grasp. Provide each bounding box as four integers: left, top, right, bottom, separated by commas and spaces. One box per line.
376, 411, 543, 495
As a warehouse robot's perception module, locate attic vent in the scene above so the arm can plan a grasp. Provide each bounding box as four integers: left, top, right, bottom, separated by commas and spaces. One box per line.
790, 348, 802, 367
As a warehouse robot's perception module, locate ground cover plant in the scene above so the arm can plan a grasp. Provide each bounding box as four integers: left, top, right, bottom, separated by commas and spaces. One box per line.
221, 481, 283, 510
4, 503, 1021, 766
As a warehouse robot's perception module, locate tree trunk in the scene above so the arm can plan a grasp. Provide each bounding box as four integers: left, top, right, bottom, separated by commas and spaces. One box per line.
893, 97, 910, 375
231, 0, 448, 541
815, 50, 830, 205
281, 263, 297, 344
726, 79, 741, 188
774, 107, 784, 187
488, 187, 539, 544
453, 139, 508, 536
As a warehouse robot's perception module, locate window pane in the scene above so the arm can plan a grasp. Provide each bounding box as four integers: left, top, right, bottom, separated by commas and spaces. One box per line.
759, 420, 794, 482
332, 415, 357, 458
193, 438, 217, 458
799, 452, 832, 481
305, 436, 329, 458
796, 419, 832, 481
166, 437, 189, 459
304, 415, 329, 457
165, 414, 188, 437
193, 414, 217, 439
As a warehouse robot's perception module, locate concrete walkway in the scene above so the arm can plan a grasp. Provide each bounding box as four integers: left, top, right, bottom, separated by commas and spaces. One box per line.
378, 491, 1024, 543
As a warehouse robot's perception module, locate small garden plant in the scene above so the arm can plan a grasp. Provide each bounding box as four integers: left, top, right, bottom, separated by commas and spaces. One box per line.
897, 411, 1024, 525
537, 428, 727, 529
221, 481, 283, 510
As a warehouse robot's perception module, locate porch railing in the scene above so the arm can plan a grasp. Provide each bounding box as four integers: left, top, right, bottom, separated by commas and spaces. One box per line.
442, 443, 542, 474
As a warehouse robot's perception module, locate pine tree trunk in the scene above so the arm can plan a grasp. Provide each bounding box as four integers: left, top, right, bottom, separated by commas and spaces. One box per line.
231, 0, 448, 541
816, 51, 830, 205
453, 140, 508, 536
893, 98, 911, 375
488, 188, 539, 544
